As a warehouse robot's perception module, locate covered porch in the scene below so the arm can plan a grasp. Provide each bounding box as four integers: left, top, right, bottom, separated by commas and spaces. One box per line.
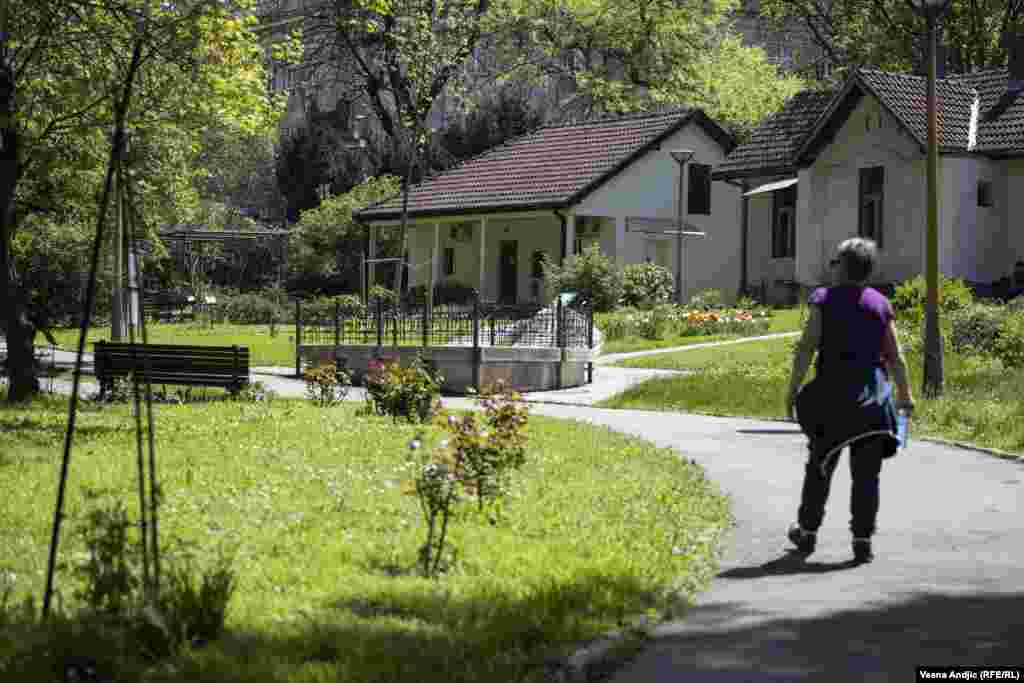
367, 211, 641, 304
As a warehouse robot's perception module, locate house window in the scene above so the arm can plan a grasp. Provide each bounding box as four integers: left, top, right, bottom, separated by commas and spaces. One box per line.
858, 166, 885, 247
772, 186, 797, 258
532, 250, 546, 278
688, 164, 712, 215
978, 180, 994, 207
444, 247, 455, 276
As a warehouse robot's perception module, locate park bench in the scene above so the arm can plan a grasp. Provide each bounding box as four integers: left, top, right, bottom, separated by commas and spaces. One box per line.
94, 341, 249, 397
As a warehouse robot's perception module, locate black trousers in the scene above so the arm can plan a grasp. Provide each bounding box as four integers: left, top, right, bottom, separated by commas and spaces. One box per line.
797, 435, 886, 539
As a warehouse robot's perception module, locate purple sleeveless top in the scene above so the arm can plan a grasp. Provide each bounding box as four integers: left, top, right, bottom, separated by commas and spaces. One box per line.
809, 285, 894, 380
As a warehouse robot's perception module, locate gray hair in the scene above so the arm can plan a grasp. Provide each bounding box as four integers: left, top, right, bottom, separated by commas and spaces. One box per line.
836, 237, 877, 283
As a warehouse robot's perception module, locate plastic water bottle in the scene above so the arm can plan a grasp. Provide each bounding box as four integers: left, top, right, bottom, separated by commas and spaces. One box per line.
896, 410, 910, 449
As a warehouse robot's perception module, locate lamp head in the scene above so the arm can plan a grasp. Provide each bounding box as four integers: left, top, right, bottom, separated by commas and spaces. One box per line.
669, 149, 695, 165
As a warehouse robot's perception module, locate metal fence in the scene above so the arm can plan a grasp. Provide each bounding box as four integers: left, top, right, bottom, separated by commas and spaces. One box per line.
296, 297, 595, 351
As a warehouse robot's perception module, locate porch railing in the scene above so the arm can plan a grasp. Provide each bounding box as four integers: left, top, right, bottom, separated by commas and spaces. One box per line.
295, 296, 594, 352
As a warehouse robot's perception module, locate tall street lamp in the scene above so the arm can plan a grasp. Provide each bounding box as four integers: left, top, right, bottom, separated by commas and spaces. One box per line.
670, 149, 694, 305
909, 0, 951, 398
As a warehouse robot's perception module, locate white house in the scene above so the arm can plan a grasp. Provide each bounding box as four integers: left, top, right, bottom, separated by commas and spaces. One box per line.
714, 67, 1024, 304
355, 109, 743, 304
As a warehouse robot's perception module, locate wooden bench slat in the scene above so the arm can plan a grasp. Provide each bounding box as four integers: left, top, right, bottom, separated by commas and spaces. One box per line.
94, 342, 250, 396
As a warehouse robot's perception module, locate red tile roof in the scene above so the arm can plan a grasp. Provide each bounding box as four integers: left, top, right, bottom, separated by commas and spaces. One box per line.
951, 68, 1024, 155
716, 67, 1024, 180
357, 109, 734, 221
712, 89, 834, 180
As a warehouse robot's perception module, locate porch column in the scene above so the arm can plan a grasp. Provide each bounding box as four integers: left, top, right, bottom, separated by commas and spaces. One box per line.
368, 224, 377, 291
433, 223, 441, 286
563, 213, 576, 263
478, 216, 487, 298
429, 222, 440, 307
614, 215, 627, 266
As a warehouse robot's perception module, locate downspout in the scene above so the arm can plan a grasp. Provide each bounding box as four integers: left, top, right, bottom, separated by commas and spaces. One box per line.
554, 209, 568, 263
723, 179, 749, 298
739, 181, 749, 297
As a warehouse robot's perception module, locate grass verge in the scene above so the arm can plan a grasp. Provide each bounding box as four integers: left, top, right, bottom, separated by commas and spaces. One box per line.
598, 307, 803, 355
0, 394, 731, 682
600, 337, 1024, 456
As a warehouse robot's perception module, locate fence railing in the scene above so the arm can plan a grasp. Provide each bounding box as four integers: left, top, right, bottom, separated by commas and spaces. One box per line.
296, 296, 595, 352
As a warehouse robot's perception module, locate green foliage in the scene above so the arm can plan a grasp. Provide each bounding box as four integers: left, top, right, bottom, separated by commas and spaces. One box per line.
542, 243, 623, 312
621, 263, 674, 309
508, 0, 802, 130
368, 286, 400, 309
994, 312, 1024, 369
303, 363, 352, 407
892, 275, 974, 324
949, 305, 1004, 356
405, 385, 531, 577
689, 288, 726, 310
364, 356, 444, 422
288, 175, 402, 286
68, 494, 237, 659
222, 292, 283, 324
597, 305, 771, 344
761, 0, 1016, 80
3, 0, 283, 398
0, 396, 733, 680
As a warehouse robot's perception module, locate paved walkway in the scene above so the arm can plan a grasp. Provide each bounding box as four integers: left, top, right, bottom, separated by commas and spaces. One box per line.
30, 339, 1024, 680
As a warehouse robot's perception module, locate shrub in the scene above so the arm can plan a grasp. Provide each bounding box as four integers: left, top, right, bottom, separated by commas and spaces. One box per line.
892, 275, 974, 324
621, 263, 674, 308
1006, 296, 1024, 314
303, 363, 352, 407
221, 292, 283, 324
365, 355, 443, 422
689, 288, 726, 310
949, 305, 1004, 356
595, 309, 633, 341
638, 303, 676, 340
404, 384, 530, 577
70, 496, 238, 658
368, 285, 399, 309
542, 244, 623, 312
994, 312, 1024, 368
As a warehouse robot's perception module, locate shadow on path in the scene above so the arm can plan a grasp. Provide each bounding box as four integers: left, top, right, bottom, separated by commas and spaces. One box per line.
735, 428, 804, 436
624, 592, 1024, 681
717, 551, 857, 579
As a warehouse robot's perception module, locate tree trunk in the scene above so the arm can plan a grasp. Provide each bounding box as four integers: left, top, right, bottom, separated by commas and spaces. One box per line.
2, 301, 38, 401
0, 38, 37, 402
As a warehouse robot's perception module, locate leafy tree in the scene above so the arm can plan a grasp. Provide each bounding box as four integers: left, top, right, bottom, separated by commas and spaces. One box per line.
288, 174, 401, 295
306, 0, 507, 292
760, 0, 1024, 78
504, 0, 803, 130
0, 0, 281, 401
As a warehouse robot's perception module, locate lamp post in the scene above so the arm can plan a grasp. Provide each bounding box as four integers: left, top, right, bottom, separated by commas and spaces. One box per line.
910, 0, 951, 398
670, 149, 694, 305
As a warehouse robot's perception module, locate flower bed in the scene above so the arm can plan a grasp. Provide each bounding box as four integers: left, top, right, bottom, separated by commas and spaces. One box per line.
598, 305, 772, 343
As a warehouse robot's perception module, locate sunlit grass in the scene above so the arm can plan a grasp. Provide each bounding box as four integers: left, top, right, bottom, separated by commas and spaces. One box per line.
0, 394, 731, 682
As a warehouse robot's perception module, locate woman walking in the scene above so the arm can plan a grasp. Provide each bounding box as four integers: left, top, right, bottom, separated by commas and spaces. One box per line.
786, 238, 915, 564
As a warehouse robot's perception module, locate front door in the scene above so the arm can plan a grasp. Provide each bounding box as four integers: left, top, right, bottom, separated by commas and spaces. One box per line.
499, 240, 518, 303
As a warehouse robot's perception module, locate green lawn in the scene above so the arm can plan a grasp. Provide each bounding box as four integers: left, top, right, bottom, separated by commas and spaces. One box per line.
598, 307, 804, 355
50, 323, 298, 367
600, 337, 1024, 456
0, 395, 731, 682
